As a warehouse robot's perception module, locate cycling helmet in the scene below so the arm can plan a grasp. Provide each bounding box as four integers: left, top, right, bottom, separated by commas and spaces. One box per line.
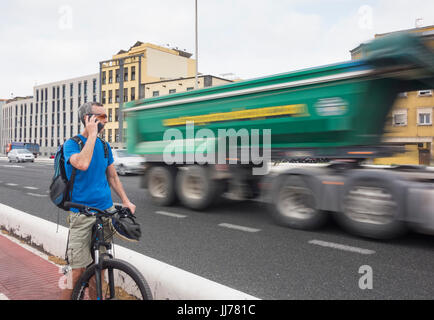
110, 208, 141, 242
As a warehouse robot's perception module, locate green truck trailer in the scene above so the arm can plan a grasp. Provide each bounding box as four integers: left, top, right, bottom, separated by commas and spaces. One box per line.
125, 32, 434, 239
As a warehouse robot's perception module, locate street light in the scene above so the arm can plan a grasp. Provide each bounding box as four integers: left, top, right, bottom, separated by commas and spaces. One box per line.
195, 0, 199, 90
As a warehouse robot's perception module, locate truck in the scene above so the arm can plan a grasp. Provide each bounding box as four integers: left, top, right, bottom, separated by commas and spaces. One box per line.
124, 32, 434, 240
6, 142, 40, 158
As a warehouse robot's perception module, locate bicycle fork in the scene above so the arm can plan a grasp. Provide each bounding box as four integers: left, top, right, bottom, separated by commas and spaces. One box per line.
93, 220, 115, 300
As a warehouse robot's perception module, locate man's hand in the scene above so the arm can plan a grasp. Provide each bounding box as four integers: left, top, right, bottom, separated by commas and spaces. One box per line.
85, 114, 99, 137
122, 200, 136, 215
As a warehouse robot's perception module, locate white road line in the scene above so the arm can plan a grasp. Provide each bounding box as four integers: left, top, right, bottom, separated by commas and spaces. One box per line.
1, 165, 23, 168
6, 183, 18, 186
0, 293, 9, 300
24, 186, 38, 190
26, 193, 48, 198
218, 223, 261, 233
308, 240, 376, 255
156, 211, 187, 218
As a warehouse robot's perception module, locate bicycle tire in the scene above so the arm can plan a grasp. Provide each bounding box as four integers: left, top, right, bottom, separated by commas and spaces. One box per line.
71, 258, 153, 300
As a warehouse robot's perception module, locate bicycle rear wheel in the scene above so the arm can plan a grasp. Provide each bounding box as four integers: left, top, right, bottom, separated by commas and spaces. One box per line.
71, 259, 153, 300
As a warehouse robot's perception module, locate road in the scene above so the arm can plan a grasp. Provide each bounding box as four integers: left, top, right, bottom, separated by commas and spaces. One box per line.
0, 158, 433, 299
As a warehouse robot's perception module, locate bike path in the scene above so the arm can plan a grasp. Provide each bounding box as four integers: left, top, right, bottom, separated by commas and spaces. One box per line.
0, 233, 62, 300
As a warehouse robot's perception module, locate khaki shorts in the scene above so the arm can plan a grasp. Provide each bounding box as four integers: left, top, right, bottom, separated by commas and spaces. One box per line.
66, 207, 115, 269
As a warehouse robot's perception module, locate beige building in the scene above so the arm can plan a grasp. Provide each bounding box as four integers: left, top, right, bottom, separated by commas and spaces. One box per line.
100, 41, 197, 148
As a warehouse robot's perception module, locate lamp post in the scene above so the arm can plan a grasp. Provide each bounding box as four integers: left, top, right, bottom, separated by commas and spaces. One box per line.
195, 0, 199, 89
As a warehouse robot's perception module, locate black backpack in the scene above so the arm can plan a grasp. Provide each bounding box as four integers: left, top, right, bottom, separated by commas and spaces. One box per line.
49, 136, 109, 211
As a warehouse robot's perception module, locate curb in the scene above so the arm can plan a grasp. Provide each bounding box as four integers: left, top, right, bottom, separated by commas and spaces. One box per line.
0, 203, 259, 300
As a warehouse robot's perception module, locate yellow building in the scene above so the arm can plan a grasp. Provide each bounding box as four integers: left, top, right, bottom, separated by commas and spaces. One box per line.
351, 25, 434, 165
100, 41, 197, 148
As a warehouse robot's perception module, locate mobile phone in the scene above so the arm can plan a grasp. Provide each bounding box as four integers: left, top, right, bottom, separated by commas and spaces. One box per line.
86, 113, 97, 122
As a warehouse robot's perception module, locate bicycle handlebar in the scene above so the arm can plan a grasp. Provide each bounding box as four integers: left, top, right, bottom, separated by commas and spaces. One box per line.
64, 202, 130, 218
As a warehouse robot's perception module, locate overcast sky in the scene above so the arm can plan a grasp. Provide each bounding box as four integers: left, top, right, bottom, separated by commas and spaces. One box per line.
0, 0, 433, 98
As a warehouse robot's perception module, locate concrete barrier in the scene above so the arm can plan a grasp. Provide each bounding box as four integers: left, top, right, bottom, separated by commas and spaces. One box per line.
0, 203, 259, 300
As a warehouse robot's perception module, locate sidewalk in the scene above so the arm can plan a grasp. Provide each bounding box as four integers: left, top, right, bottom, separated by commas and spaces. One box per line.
0, 233, 62, 300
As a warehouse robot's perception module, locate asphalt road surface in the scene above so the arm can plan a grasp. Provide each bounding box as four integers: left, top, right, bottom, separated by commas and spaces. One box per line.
0, 158, 433, 299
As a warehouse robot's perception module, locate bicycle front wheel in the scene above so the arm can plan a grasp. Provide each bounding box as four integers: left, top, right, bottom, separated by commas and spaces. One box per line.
71, 259, 153, 300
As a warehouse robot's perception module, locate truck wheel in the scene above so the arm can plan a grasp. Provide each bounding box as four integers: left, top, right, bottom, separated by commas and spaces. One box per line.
271, 175, 327, 230
338, 178, 407, 240
146, 166, 177, 206
176, 165, 222, 210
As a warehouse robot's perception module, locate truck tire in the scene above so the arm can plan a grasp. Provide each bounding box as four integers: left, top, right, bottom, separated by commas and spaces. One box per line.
337, 177, 407, 240
270, 175, 328, 230
176, 165, 222, 210
146, 166, 177, 206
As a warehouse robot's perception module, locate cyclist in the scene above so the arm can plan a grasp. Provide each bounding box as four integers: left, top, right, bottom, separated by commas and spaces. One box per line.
59, 101, 136, 300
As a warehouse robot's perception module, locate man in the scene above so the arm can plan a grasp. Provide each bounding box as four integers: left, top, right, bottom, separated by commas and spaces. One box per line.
59, 101, 136, 300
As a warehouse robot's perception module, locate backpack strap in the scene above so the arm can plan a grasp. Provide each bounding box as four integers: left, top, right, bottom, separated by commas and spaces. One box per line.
67, 136, 84, 198
97, 137, 109, 159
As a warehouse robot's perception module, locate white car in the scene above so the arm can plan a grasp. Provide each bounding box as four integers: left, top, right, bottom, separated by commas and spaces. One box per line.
112, 149, 145, 175
8, 149, 35, 163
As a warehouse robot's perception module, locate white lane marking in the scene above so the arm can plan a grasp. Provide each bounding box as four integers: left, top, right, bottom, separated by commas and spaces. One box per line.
308, 240, 376, 255
24, 186, 38, 190
6, 183, 18, 186
26, 193, 48, 198
155, 211, 187, 218
0, 293, 9, 300
218, 223, 261, 233
1, 165, 23, 168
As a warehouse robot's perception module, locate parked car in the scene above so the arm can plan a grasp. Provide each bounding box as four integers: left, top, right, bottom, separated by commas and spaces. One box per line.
8, 149, 35, 163
112, 149, 145, 175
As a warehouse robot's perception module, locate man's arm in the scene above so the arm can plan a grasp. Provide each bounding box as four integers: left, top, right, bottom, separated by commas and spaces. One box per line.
106, 164, 136, 214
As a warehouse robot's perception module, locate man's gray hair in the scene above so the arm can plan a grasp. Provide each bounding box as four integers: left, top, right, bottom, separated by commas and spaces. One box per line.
78, 101, 102, 125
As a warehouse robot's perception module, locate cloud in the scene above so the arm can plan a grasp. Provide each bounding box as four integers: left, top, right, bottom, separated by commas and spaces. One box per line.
0, 0, 433, 99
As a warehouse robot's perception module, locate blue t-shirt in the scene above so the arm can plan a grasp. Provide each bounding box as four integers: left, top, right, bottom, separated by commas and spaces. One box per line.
63, 135, 114, 213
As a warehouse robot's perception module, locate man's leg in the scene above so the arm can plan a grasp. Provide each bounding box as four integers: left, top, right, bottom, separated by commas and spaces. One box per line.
59, 268, 85, 300
58, 212, 95, 300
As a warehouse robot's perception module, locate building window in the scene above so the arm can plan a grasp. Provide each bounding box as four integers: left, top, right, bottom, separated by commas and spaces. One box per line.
115, 108, 119, 121
418, 90, 433, 97
187, 87, 194, 91
152, 91, 159, 97
108, 90, 113, 104
417, 108, 432, 125
108, 129, 112, 142
131, 87, 135, 101
93, 78, 97, 93
84, 81, 88, 95
70, 83, 73, 96
392, 109, 407, 126
108, 109, 112, 122
115, 89, 120, 103
102, 72, 106, 85
109, 70, 113, 84
102, 91, 106, 104
78, 82, 82, 96
169, 89, 176, 94
131, 66, 136, 81
115, 69, 120, 83
63, 85, 66, 98
124, 68, 128, 82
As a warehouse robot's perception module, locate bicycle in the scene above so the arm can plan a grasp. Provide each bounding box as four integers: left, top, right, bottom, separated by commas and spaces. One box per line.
64, 202, 153, 300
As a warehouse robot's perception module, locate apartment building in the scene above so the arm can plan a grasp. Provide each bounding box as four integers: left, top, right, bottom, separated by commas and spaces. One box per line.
1, 74, 99, 157
100, 41, 197, 148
